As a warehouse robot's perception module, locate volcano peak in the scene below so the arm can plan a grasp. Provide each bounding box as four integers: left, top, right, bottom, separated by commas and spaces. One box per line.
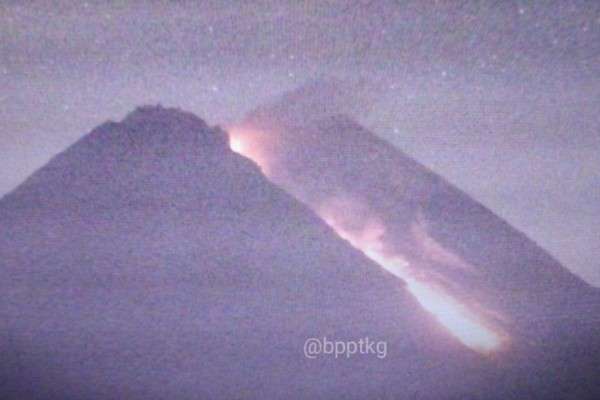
123, 104, 206, 129
60, 105, 229, 163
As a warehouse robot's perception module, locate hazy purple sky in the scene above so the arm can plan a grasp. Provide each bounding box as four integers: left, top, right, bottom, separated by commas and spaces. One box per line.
1, 1, 598, 285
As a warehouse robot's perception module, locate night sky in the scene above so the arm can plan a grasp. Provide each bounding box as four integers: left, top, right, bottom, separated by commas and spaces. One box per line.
1, 1, 599, 285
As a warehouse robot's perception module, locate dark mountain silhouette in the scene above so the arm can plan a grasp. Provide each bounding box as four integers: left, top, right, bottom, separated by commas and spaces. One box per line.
0, 106, 488, 400
0, 104, 598, 399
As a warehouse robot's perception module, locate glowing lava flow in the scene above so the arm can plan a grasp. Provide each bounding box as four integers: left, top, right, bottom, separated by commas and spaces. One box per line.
228, 127, 506, 354
321, 213, 505, 354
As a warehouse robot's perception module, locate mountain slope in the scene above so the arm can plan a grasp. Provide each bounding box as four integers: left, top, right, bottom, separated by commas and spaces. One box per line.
235, 92, 600, 334
229, 86, 600, 397
1, 106, 497, 400
1, 105, 598, 399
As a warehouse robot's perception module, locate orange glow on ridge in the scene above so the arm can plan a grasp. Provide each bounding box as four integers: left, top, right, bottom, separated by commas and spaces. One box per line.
228, 127, 272, 175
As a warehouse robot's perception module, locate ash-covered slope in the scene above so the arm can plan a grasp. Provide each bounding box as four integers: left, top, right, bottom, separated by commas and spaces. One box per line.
238, 91, 600, 333
231, 85, 600, 397
0, 106, 497, 400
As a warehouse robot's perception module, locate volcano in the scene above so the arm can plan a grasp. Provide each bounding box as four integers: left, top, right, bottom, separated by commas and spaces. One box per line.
0, 105, 598, 399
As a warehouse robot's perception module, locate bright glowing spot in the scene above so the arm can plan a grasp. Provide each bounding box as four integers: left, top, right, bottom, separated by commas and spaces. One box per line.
404, 278, 501, 353
228, 127, 271, 175
229, 135, 246, 154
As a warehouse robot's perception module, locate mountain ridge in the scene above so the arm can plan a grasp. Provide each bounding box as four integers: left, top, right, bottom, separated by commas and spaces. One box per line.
1, 105, 487, 399
1, 105, 598, 399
